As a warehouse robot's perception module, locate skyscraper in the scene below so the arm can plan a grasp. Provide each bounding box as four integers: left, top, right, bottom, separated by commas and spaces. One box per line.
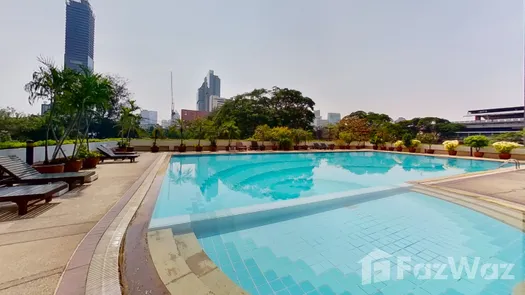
64, 0, 95, 71
196, 70, 221, 112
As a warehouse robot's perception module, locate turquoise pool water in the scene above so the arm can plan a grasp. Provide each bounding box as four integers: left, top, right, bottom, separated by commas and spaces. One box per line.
152, 152, 500, 218
196, 192, 525, 295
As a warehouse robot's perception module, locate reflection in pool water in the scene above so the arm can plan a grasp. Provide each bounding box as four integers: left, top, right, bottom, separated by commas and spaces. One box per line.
152, 152, 500, 218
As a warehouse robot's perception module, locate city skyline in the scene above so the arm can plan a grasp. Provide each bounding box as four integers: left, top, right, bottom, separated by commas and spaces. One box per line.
0, 0, 522, 122
64, 0, 95, 71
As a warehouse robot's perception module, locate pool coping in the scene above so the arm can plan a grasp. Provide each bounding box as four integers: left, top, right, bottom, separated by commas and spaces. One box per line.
149, 185, 411, 234
126, 150, 525, 295
53, 153, 166, 295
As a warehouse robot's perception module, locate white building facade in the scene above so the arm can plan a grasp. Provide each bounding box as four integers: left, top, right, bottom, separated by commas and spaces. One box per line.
327, 113, 341, 124
140, 110, 158, 128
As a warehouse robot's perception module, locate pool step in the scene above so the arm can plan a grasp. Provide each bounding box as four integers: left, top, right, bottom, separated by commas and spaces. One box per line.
147, 228, 248, 295
412, 185, 525, 232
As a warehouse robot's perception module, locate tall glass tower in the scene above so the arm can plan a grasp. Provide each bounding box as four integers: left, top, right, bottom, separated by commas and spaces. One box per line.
196, 70, 221, 112
64, 0, 95, 71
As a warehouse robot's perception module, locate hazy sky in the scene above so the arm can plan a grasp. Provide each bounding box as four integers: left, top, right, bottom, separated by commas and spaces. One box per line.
0, 0, 523, 121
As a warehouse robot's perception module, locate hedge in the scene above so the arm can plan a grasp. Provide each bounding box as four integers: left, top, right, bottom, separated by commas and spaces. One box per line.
0, 138, 120, 150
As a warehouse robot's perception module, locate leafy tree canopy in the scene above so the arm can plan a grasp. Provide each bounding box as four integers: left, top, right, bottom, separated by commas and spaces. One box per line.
212, 87, 315, 138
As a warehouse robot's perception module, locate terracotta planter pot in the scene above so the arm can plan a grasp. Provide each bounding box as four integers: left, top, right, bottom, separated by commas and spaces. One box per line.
373, 145, 378, 150
294, 146, 300, 150
82, 157, 100, 169
195, 146, 203, 152
329, 145, 335, 150
126, 147, 135, 152
380, 146, 387, 150
150, 145, 160, 153
339, 145, 346, 150
499, 153, 511, 160
302, 145, 308, 150
260, 146, 266, 151
272, 145, 278, 151
425, 149, 435, 154
388, 147, 395, 151
115, 148, 126, 152
209, 146, 217, 152
448, 150, 457, 156
396, 146, 403, 152
32, 163, 65, 174
408, 147, 417, 153
64, 159, 83, 172
178, 145, 187, 152
346, 145, 351, 149
474, 151, 484, 158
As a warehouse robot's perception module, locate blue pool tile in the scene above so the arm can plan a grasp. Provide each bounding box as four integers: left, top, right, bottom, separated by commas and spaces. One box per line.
257, 283, 274, 295
306, 290, 321, 295
252, 275, 268, 287
287, 284, 305, 295
270, 279, 286, 292
276, 289, 291, 295
281, 275, 296, 287
318, 285, 336, 295
264, 270, 279, 282
299, 281, 315, 293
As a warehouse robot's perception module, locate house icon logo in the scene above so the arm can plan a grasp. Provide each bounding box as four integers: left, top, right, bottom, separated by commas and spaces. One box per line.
359, 249, 392, 285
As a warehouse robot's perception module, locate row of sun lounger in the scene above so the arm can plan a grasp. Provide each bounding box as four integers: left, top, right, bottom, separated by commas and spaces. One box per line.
0, 145, 140, 215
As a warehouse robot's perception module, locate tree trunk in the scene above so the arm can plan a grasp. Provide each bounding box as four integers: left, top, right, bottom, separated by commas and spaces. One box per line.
52, 113, 80, 160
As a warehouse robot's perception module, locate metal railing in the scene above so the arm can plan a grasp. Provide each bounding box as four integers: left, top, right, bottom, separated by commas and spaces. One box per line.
498, 159, 521, 169
455, 118, 524, 124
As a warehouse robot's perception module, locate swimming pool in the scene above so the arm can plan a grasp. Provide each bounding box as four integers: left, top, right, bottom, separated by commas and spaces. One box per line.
196, 191, 525, 295
152, 152, 500, 219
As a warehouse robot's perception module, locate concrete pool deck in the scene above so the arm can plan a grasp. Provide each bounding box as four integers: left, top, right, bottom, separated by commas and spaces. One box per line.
0, 153, 158, 295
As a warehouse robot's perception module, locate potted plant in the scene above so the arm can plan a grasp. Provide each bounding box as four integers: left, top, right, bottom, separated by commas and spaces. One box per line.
336, 139, 346, 149
173, 119, 187, 152
339, 131, 352, 149
492, 141, 522, 159
204, 120, 220, 152
221, 121, 240, 151
64, 156, 83, 172
443, 140, 459, 156
394, 140, 403, 151
410, 139, 421, 153
464, 135, 490, 157
301, 130, 310, 150
254, 124, 271, 151
402, 134, 414, 152
370, 135, 383, 150
190, 118, 206, 152
78, 145, 101, 169
417, 132, 438, 154
151, 125, 163, 153
291, 129, 303, 150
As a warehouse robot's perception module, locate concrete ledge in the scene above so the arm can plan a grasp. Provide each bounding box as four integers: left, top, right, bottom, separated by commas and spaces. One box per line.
148, 229, 248, 295
150, 185, 411, 234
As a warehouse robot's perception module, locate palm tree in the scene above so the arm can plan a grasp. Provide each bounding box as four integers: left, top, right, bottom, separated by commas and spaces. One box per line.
25, 58, 74, 163
174, 118, 187, 146
221, 121, 240, 148
190, 118, 206, 147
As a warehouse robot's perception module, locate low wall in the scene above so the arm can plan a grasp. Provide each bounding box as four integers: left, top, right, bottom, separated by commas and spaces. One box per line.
0, 141, 118, 163
129, 139, 525, 160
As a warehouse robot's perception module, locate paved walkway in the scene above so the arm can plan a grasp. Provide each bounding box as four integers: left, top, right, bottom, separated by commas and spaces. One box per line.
435, 170, 525, 206
0, 153, 157, 295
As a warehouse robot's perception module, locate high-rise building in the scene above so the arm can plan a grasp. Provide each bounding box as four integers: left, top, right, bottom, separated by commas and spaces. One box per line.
327, 113, 341, 124
41, 103, 52, 115
140, 110, 158, 127
196, 70, 221, 112
209, 95, 228, 111
64, 0, 95, 71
